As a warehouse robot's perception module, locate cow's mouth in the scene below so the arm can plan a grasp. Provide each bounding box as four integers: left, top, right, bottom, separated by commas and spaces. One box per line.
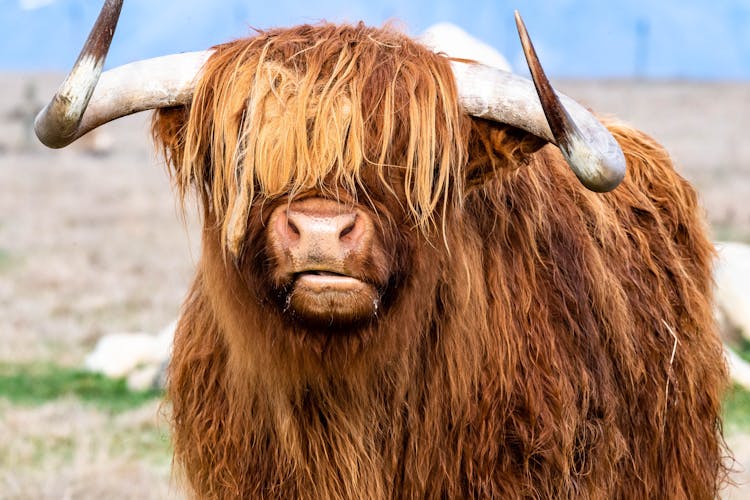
295, 269, 356, 282
286, 270, 381, 327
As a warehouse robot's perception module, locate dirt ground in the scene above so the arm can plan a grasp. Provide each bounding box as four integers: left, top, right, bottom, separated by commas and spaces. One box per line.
0, 73, 748, 497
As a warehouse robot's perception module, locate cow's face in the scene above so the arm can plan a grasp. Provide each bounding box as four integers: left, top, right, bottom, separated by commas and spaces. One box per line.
151, 25, 558, 340
159, 25, 474, 334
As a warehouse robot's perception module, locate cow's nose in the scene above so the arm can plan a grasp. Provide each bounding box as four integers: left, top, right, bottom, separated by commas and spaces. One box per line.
284, 209, 358, 245
271, 198, 369, 260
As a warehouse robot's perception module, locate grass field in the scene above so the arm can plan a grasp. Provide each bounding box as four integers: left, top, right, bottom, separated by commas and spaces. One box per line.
0, 366, 175, 499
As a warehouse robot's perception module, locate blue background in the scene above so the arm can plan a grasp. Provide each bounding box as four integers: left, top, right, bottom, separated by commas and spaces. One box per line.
4, 0, 749, 79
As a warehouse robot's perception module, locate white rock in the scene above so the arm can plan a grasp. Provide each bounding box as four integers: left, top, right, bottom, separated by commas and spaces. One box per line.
154, 320, 177, 355
726, 346, 750, 392
127, 364, 162, 392
715, 242, 750, 340
419, 22, 511, 72
85, 331, 167, 379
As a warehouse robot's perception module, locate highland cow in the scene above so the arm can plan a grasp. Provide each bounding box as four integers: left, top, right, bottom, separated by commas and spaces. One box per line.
36, 1, 728, 498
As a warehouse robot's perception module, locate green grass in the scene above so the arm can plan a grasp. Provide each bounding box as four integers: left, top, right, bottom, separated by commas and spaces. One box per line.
724, 340, 750, 433
724, 384, 750, 433
0, 363, 162, 412
0, 248, 11, 271
712, 224, 750, 244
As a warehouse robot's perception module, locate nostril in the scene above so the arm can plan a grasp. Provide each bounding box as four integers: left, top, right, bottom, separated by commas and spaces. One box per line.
287, 218, 300, 237
339, 219, 356, 239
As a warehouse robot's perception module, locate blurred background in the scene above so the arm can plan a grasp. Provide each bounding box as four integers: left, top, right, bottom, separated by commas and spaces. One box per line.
6, 0, 750, 78
1, 0, 749, 498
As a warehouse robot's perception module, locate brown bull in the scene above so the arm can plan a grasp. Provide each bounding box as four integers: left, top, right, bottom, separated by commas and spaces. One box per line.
36, 1, 728, 498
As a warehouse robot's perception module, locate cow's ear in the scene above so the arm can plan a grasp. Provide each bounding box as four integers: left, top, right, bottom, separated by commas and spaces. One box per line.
464, 118, 547, 188
151, 106, 190, 181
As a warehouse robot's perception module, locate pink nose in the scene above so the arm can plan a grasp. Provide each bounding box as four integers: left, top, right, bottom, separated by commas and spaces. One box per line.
271, 198, 369, 261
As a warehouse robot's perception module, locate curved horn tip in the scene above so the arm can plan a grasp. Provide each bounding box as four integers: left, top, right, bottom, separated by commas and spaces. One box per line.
563, 137, 627, 192
33, 113, 66, 149
34, 0, 124, 149
578, 167, 626, 193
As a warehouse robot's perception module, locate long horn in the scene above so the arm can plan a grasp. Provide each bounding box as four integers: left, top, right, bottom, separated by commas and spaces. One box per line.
515, 12, 625, 192
450, 13, 626, 192
35, 0, 209, 149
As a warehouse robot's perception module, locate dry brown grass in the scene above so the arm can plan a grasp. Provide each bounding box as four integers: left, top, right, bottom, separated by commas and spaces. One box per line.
0, 399, 181, 499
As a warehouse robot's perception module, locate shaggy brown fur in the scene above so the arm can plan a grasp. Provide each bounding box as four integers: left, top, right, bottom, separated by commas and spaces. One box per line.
153, 23, 728, 499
